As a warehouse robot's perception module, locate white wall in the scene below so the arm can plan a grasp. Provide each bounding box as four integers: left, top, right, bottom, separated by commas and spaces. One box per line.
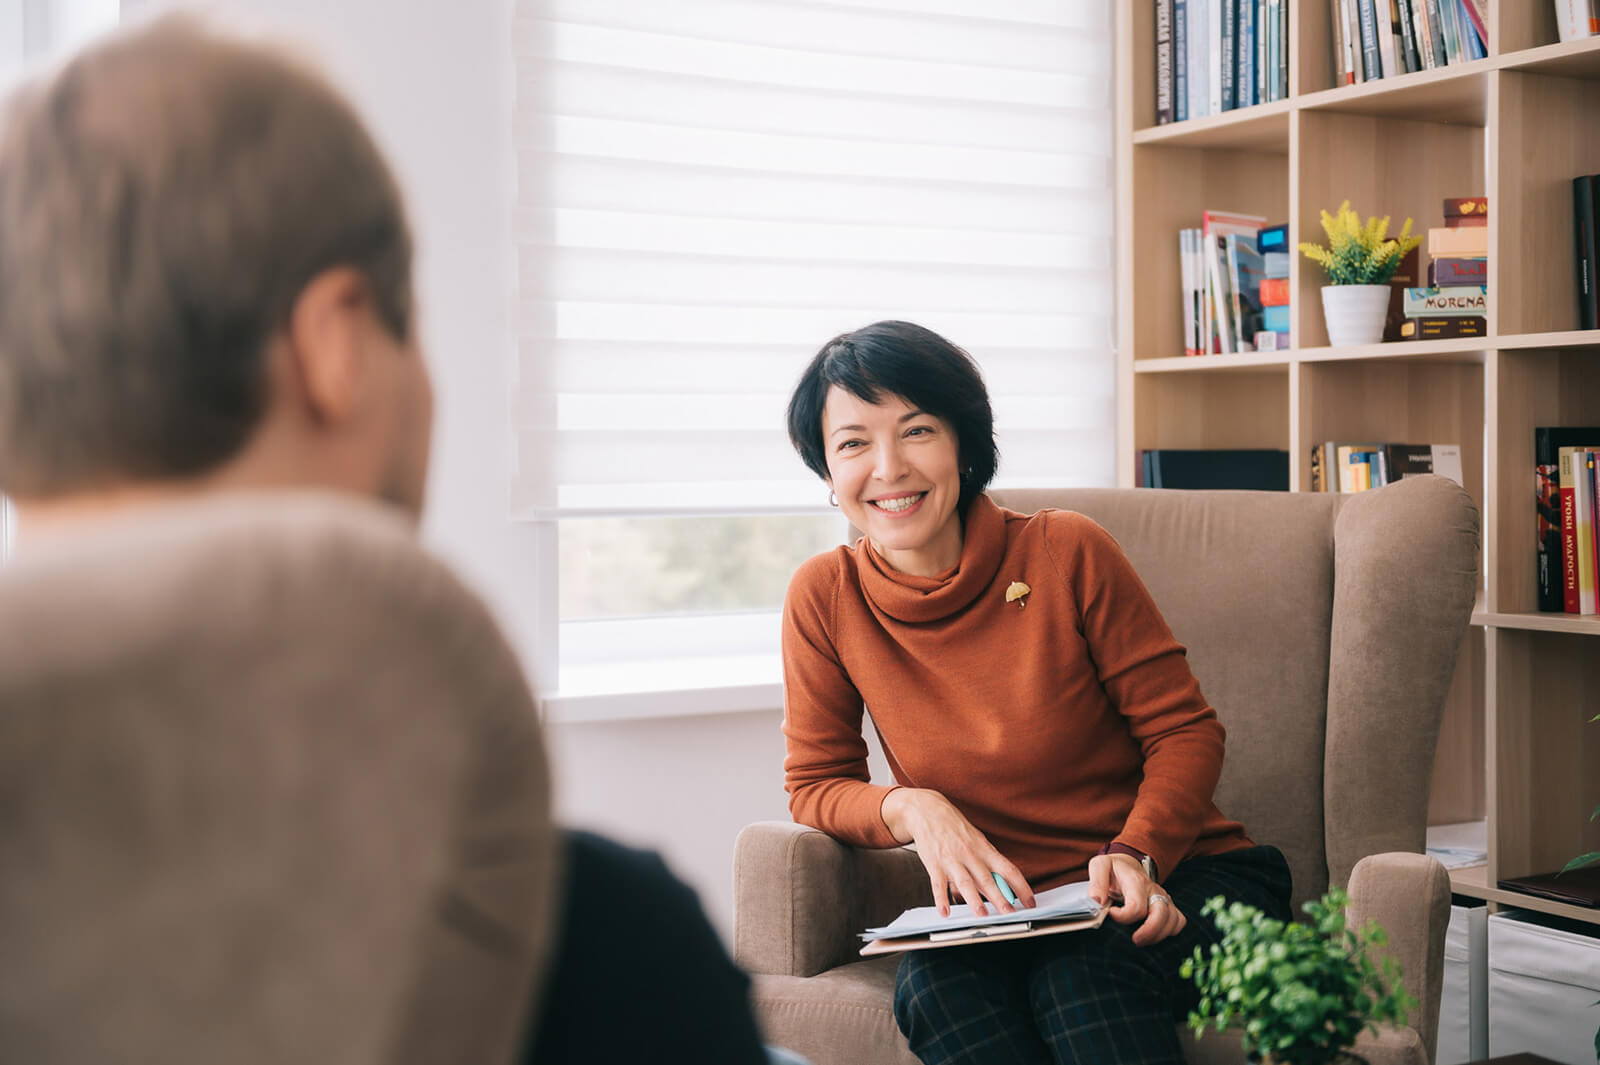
121, 0, 809, 939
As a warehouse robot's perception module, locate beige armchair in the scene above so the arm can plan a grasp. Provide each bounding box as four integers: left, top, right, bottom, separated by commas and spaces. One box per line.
0, 494, 559, 1065
735, 476, 1480, 1065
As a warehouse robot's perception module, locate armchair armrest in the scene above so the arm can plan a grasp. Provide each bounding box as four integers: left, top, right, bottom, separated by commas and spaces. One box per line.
733, 821, 926, 978
1346, 852, 1452, 1065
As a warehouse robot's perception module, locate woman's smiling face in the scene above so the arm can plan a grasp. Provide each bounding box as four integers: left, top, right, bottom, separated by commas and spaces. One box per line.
821, 385, 964, 578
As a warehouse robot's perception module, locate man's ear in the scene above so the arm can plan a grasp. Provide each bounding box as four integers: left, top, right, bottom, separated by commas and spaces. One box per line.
284, 267, 373, 424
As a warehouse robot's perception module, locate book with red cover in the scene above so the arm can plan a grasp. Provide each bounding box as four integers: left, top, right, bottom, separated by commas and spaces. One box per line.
1498, 866, 1600, 909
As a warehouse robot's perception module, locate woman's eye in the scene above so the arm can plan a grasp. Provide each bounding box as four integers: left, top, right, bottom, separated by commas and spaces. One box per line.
906, 425, 933, 437
837, 439, 864, 452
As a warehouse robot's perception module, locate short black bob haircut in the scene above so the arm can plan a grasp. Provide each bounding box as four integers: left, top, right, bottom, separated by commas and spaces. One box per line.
786, 320, 999, 515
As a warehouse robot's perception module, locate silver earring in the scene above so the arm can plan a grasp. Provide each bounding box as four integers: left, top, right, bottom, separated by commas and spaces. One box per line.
828, 491, 838, 507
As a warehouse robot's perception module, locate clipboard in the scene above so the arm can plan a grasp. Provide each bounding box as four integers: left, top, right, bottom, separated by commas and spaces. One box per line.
860, 908, 1107, 956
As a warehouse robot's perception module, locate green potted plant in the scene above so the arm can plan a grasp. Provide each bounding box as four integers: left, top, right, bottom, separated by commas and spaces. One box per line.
1298, 201, 1422, 348
1181, 887, 1416, 1065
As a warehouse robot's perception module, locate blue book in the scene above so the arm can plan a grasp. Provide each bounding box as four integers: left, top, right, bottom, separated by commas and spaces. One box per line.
1262, 304, 1290, 332
1258, 223, 1288, 253
1239, 0, 1255, 108
1175, 0, 1189, 121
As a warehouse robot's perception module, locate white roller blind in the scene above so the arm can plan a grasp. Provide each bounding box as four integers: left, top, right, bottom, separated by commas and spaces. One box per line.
512, 0, 1116, 519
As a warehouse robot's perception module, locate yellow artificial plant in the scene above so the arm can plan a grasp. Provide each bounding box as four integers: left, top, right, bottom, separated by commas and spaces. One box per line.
1298, 200, 1422, 285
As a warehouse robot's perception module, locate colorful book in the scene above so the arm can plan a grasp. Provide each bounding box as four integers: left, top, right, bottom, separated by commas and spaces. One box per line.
1561, 446, 1599, 613
1402, 286, 1488, 316
1227, 233, 1265, 351
1202, 210, 1268, 353
1260, 277, 1290, 305
1257, 223, 1288, 253
1535, 428, 1600, 611
1398, 316, 1487, 339
1262, 304, 1290, 332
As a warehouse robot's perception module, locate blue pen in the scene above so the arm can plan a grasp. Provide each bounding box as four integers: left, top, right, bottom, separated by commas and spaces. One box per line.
991, 871, 1020, 906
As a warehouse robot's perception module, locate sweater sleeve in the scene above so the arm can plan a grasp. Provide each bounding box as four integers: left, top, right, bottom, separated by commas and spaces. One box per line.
780, 554, 901, 849
1051, 514, 1227, 881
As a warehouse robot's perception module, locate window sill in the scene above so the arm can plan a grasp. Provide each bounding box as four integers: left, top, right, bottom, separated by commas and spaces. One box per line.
541, 653, 783, 724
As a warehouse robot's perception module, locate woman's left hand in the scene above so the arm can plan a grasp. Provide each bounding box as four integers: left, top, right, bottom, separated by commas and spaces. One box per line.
1087, 853, 1186, 947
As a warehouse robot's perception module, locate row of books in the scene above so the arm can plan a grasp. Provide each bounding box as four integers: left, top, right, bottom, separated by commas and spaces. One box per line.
1178, 212, 1287, 356
1308, 442, 1463, 493
1330, 0, 1487, 86
1535, 427, 1600, 615
1396, 196, 1489, 341
1573, 175, 1600, 330
1153, 0, 1290, 125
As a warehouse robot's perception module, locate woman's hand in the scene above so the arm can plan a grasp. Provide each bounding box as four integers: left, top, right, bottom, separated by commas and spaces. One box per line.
881, 788, 1036, 917
1087, 852, 1186, 946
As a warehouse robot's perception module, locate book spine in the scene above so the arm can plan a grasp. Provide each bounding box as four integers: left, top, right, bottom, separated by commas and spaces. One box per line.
1260, 277, 1290, 304
1561, 447, 1581, 612
1220, 0, 1236, 109
1398, 316, 1487, 339
1396, 0, 1421, 71
1576, 450, 1598, 613
1240, 0, 1255, 108
1257, 0, 1269, 103
1413, 0, 1436, 68
1461, 0, 1489, 45
1402, 286, 1488, 316
1374, 0, 1398, 76
1578, 175, 1598, 331
1345, 0, 1366, 80
1428, 226, 1490, 257
1275, 0, 1288, 98
1209, 0, 1224, 113
1331, 0, 1349, 83
1537, 431, 1563, 611
1157, 0, 1175, 124
1310, 444, 1324, 493
1175, 0, 1190, 121
1424, 0, 1448, 65
1443, 196, 1489, 219
1429, 257, 1489, 285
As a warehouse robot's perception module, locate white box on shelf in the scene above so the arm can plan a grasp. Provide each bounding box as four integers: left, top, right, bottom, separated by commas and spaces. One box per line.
1487, 909, 1600, 1065
1437, 903, 1487, 1065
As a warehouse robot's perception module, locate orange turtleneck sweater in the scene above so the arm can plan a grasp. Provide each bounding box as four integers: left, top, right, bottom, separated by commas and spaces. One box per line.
781, 494, 1252, 889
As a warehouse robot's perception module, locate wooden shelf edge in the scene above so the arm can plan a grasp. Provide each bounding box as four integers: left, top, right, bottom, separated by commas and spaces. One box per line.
1131, 100, 1291, 149
1477, 611, 1600, 635
1296, 59, 1492, 114
1497, 329, 1600, 350
1497, 35, 1600, 77
1447, 868, 1600, 927
1133, 352, 1291, 372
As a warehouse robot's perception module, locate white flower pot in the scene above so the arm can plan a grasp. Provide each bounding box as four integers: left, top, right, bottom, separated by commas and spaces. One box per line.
1320, 284, 1390, 347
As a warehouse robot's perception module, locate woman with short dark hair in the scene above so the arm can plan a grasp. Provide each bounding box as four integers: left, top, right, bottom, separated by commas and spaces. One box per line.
781, 320, 1291, 1065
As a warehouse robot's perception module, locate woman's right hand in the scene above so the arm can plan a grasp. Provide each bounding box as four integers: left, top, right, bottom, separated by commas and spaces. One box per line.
880, 787, 1036, 917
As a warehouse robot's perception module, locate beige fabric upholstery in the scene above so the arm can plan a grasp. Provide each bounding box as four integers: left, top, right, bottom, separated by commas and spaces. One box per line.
736, 477, 1478, 1065
0, 493, 560, 1065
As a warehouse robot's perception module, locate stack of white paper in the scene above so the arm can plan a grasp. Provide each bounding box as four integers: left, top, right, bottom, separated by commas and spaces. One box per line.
861, 881, 1101, 942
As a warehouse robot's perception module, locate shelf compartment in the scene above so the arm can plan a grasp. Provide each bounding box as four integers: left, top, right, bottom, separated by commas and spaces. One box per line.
1487, 347, 1600, 613
1448, 864, 1600, 927
1295, 358, 1485, 510
1496, 69, 1600, 336
1296, 110, 1485, 349
1132, 369, 1289, 454
1491, 629, 1600, 885
1297, 62, 1492, 127
1129, 143, 1289, 361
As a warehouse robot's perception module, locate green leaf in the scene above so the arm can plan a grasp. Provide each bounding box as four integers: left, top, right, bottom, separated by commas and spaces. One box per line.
1561, 853, 1600, 874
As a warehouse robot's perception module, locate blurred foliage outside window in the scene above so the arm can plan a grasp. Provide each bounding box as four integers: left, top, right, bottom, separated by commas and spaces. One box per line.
560, 514, 846, 620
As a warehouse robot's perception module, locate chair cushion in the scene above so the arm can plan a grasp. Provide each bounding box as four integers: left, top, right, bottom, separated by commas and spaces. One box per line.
0, 493, 559, 1065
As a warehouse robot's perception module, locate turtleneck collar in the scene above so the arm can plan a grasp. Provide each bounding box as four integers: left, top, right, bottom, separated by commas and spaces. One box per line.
854, 493, 1007, 624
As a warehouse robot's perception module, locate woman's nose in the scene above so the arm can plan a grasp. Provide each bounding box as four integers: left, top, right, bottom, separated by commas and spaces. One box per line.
873, 440, 907, 482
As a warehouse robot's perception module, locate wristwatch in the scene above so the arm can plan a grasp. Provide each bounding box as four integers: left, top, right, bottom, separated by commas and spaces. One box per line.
1097, 841, 1159, 881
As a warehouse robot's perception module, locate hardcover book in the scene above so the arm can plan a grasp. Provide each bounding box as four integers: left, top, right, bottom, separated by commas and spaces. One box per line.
1402, 286, 1487, 316
1142, 449, 1290, 491
1428, 225, 1489, 257
1156, 0, 1174, 124
1575, 174, 1597, 331
1382, 246, 1422, 341
1443, 197, 1488, 219
1398, 316, 1486, 339
1428, 256, 1487, 286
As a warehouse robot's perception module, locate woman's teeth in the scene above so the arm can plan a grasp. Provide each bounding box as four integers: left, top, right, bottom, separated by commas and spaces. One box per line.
872, 494, 924, 512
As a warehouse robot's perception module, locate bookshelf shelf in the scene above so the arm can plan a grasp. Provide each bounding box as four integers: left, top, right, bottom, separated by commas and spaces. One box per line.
1131, 100, 1291, 151
1296, 61, 1492, 125
1116, 3, 1600, 930
1478, 611, 1600, 636
1498, 34, 1600, 79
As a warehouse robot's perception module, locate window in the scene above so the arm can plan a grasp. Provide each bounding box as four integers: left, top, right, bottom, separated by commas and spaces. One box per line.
513, 0, 1117, 706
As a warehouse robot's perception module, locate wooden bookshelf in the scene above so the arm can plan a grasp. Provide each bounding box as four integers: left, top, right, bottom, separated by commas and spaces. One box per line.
1115, 3, 1600, 927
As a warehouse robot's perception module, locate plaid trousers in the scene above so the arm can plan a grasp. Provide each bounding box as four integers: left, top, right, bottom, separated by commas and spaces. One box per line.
893, 844, 1293, 1065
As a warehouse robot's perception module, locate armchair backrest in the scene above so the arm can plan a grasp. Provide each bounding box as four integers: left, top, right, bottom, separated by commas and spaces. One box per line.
0, 494, 559, 1065
992, 477, 1478, 907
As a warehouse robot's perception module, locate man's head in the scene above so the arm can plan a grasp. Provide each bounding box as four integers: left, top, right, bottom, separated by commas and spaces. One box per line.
0, 15, 432, 520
